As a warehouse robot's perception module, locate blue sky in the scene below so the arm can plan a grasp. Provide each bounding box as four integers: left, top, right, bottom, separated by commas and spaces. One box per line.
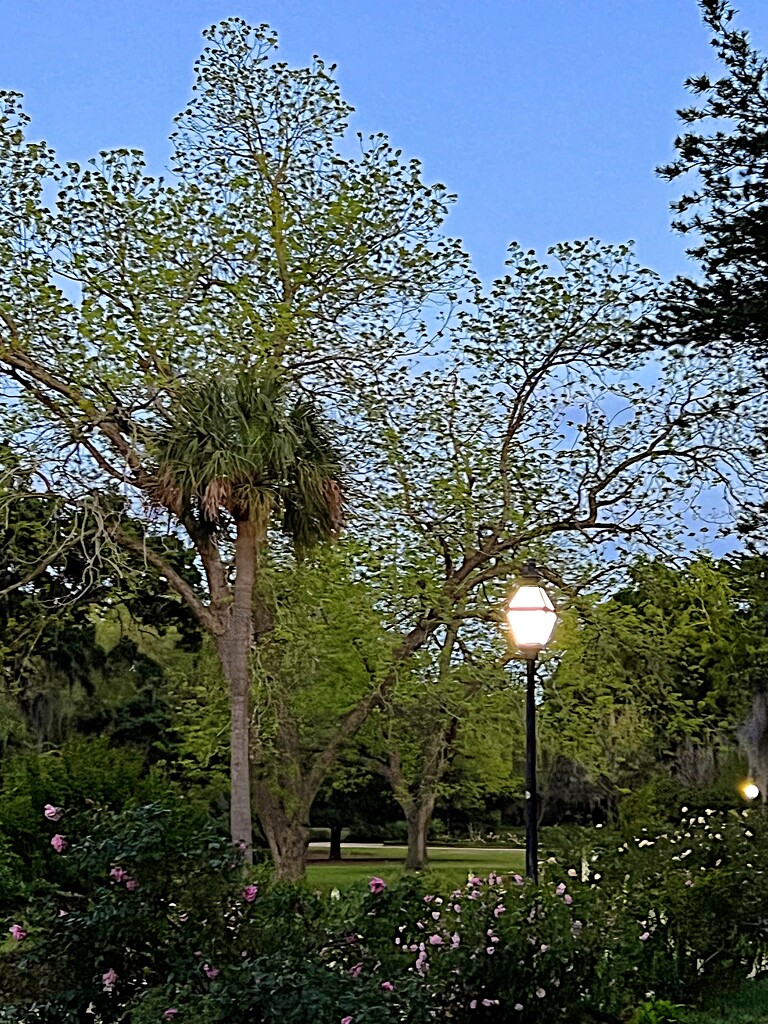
3, 0, 768, 284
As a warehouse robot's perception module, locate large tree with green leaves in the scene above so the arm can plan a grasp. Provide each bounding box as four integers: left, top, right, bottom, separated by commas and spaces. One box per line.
3, 17, 767, 880
0, 20, 461, 861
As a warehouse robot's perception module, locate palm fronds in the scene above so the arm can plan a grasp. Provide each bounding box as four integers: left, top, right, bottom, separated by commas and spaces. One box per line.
149, 368, 343, 549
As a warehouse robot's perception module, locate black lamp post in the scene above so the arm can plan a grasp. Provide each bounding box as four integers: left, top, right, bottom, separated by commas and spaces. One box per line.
505, 560, 557, 883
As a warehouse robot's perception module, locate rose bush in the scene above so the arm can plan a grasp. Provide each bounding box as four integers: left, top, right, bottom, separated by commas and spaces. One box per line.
0, 800, 766, 1022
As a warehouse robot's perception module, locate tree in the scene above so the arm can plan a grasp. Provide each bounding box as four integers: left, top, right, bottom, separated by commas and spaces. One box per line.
0, 20, 459, 859
651, 0, 768, 360
363, 635, 519, 870
0, 451, 201, 753
540, 556, 768, 804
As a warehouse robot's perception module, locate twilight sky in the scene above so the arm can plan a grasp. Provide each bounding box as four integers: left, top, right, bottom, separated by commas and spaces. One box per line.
3, 0, 768, 284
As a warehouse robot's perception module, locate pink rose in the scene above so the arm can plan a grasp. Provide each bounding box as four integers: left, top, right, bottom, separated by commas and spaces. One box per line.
203, 963, 220, 979
429, 934, 442, 945
381, 981, 394, 991
349, 962, 363, 977
368, 876, 386, 894
9, 924, 26, 941
102, 968, 118, 992
513, 874, 524, 886
110, 867, 127, 883
163, 1011, 178, 1020
639, 931, 650, 941
493, 904, 506, 917
242, 884, 258, 902
44, 804, 62, 821
50, 834, 67, 853
341, 1017, 353, 1024
564, 894, 573, 905
555, 883, 566, 896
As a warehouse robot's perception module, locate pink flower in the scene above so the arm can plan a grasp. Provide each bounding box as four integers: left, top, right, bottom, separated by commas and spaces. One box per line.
536, 987, 546, 998
9, 924, 26, 941
102, 968, 118, 992
429, 934, 442, 945
431, 911, 440, 920
453, 903, 461, 913
381, 981, 394, 991
540, 943, 549, 952
368, 876, 386, 894
242, 884, 258, 902
493, 904, 506, 917
203, 963, 220, 979
685, 880, 694, 887
470, 1000, 478, 1009
470, 876, 482, 886
44, 804, 62, 821
555, 883, 566, 896
450, 932, 460, 949
110, 867, 127, 883
564, 894, 573, 905
513, 874, 524, 886
486, 946, 495, 954
341, 1018, 353, 1024
639, 931, 650, 941
349, 962, 363, 977
163, 1011, 178, 1021
50, 834, 67, 853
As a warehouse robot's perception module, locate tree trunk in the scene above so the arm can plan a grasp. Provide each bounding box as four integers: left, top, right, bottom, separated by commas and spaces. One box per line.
263, 816, 310, 881
252, 779, 311, 880
404, 796, 435, 871
329, 824, 342, 860
215, 519, 257, 863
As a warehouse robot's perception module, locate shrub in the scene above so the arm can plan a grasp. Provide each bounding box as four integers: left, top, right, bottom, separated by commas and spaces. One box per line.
2, 801, 767, 1022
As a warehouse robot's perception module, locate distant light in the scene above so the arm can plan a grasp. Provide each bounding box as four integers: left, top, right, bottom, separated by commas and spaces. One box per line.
740, 781, 760, 801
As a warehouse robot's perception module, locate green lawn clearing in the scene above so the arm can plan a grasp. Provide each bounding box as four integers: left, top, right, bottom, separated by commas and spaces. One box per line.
305, 844, 525, 889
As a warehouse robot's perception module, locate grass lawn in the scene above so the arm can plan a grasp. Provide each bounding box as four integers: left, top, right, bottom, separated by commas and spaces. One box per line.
678, 979, 768, 1023
305, 844, 525, 889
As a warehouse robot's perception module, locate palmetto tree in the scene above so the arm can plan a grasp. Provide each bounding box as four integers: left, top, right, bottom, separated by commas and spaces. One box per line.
150, 368, 343, 859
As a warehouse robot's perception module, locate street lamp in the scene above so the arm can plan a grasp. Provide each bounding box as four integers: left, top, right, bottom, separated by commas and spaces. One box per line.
505, 560, 557, 883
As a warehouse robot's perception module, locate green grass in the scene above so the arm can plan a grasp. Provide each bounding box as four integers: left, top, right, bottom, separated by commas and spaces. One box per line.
678, 979, 768, 1023
305, 845, 525, 890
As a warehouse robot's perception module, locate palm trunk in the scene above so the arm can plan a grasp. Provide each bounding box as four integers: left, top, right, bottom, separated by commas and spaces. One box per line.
215, 519, 257, 863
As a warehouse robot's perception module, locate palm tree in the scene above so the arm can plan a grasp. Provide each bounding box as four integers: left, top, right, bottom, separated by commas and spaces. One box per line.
149, 367, 343, 860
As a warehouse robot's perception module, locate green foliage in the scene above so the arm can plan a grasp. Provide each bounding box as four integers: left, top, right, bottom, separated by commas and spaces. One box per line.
4, 800, 768, 1022
0, 736, 167, 877
151, 367, 343, 546
650, 0, 768, 359
541, 556, 768, 802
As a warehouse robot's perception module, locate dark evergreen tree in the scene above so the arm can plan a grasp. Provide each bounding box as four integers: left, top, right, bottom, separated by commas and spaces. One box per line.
652, 0, 768, 359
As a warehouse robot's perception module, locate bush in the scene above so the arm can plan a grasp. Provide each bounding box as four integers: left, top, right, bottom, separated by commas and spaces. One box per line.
2, 801, 767, 1022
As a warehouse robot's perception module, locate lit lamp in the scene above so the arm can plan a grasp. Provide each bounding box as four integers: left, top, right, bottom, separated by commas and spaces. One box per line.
740, 780, 760, 802
505, 560, 557, 883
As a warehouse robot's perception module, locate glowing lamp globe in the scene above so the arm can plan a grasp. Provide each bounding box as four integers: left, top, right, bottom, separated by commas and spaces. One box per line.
741, 780, 760, 801
506, 564, 557, 653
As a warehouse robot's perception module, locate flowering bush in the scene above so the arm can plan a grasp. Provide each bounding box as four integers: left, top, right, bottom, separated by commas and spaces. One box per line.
1, 800, 766, 1022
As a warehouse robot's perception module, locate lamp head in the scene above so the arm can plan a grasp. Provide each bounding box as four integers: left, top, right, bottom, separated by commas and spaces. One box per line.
505, 560, 557, 655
